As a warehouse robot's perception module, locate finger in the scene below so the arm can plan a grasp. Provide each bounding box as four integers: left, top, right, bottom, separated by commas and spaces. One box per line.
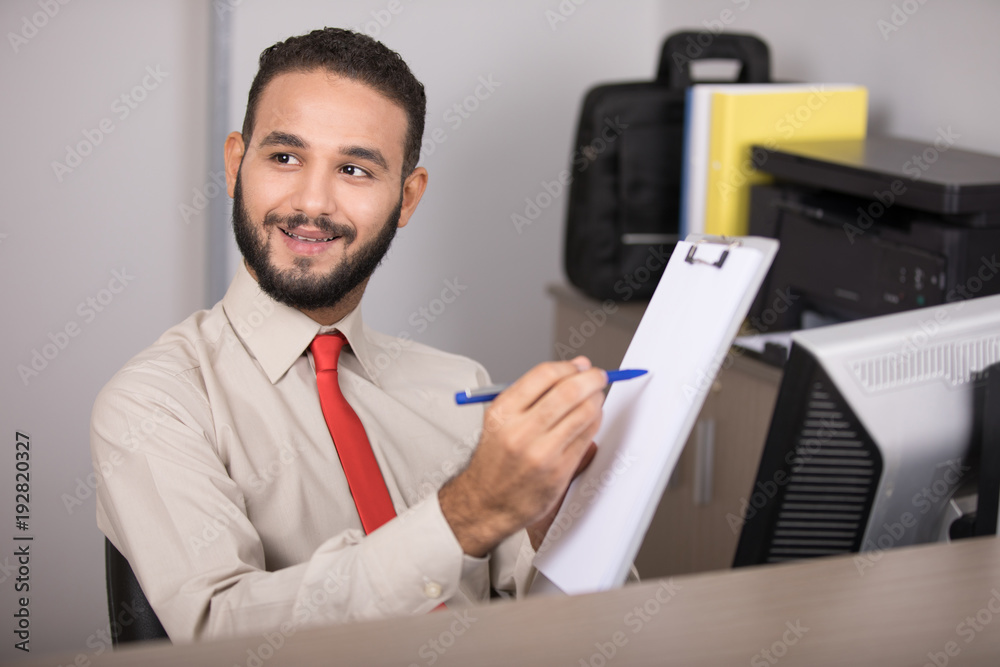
529, 389, 602, 473
554, 443, 598, 507
527, 367, 607, 435
573, 442, 598, 477
494, 357, 592, 413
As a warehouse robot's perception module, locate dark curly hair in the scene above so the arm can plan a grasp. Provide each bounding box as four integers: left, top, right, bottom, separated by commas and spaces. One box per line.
241, 27, 426, 177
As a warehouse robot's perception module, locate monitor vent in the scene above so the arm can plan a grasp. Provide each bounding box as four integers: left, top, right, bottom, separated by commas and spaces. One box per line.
765, 382, 879, 563
850, 333, 1000, 393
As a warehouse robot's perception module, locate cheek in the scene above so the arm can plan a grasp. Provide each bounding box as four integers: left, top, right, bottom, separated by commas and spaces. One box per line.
242, 170, 289, 219
336, 188, 392, 225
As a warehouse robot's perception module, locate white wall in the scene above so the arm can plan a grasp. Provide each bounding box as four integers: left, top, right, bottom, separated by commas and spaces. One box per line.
0, 0, 209, 659
3, 0, 998, 661
655, 0, 1000, 155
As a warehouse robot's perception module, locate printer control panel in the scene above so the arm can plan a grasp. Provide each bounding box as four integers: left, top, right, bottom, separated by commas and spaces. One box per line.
877, 242, 947, 310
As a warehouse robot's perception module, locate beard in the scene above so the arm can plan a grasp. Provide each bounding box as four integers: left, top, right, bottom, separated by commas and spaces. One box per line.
231, 170, 402, 311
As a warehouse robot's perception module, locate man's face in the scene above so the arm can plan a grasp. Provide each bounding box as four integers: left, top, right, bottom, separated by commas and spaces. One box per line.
224, 69, 426, 312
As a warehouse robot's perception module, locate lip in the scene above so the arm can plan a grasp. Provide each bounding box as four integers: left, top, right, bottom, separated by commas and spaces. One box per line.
277, 226, 342, 256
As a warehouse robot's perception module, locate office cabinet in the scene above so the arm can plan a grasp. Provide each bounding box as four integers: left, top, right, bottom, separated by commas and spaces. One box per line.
548, 284, 782, 579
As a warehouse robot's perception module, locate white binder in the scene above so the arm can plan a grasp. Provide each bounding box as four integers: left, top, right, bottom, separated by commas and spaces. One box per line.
532, 235, 779, 595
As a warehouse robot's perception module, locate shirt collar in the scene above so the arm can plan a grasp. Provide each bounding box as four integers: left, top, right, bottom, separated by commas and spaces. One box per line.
221, 262, 381, 386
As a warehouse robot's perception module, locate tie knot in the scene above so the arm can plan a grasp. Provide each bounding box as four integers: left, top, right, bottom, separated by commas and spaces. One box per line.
311, 332, 347, 372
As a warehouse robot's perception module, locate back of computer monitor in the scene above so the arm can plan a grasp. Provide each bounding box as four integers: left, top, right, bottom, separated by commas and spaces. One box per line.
974, 362, 1000, 537
733, 294, 1000, 568
731, 343, 885, 565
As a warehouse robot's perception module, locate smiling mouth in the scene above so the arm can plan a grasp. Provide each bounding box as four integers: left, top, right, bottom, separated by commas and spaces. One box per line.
279, 228, 339, 243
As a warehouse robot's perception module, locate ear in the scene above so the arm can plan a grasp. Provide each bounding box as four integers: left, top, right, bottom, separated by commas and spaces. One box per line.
223, 131, 246, 198
396, 166, 428, 229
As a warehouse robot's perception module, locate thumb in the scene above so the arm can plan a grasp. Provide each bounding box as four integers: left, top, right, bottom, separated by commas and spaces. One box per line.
573, 442, 598, 478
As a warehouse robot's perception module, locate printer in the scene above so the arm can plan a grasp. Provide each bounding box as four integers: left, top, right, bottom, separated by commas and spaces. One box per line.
746, 135, 1000, 332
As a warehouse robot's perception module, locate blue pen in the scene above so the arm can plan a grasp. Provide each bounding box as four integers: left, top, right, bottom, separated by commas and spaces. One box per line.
455, 369, 648, 405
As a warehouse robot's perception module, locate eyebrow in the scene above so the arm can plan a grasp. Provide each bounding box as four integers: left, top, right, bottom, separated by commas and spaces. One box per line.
257, 131, 307, 150
341, 145, 389, 172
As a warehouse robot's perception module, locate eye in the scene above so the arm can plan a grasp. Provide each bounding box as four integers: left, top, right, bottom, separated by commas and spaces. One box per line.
341, 165, 369, 178
271, 153, 301, 166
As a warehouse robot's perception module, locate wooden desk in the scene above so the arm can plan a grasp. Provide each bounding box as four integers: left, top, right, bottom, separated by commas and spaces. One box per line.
25, 537, 1000, 666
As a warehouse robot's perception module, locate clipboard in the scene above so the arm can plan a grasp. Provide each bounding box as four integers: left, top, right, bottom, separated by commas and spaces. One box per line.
532, 234, 779, 595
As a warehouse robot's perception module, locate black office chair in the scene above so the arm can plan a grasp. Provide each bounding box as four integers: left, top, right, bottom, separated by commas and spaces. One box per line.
104, 538, 170, 645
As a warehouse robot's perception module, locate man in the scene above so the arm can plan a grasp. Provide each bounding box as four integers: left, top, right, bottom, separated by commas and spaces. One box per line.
91, 27, 606, 642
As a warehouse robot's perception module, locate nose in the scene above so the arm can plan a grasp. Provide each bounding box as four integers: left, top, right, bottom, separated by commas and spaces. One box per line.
288, 165, 337, 221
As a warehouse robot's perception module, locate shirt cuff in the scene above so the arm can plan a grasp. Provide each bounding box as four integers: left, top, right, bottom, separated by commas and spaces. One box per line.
360, 493, 467, 612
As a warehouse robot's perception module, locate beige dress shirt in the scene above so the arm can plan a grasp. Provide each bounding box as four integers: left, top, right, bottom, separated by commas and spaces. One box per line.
91, 263, 536, 642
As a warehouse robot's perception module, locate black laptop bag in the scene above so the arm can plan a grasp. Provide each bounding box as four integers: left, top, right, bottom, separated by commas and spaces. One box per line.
563, 31, 770, 301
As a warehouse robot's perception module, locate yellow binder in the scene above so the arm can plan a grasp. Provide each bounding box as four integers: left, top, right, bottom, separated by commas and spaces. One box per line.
704, 85, 868, 236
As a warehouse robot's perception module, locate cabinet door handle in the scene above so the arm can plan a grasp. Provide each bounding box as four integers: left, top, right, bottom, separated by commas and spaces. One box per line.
693, 419, 715, 506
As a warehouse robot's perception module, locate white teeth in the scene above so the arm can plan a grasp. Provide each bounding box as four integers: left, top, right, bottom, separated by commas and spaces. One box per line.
282, 228, 335, 243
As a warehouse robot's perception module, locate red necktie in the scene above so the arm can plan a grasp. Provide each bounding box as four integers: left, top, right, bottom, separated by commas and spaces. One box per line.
311, 333, 396, 534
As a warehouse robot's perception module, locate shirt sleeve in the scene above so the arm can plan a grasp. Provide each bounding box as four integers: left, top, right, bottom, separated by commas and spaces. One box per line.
92, 365, 471, 643
489, 531, 537, 598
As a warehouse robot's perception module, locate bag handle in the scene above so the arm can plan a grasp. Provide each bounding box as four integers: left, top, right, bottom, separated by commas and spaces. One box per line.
656, 31, 770, 89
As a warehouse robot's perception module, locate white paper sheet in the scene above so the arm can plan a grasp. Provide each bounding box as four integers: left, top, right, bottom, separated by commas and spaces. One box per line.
533, 237, 778, 595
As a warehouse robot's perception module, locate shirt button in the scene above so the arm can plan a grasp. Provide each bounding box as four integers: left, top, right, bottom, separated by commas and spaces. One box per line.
423, 581, 443, 599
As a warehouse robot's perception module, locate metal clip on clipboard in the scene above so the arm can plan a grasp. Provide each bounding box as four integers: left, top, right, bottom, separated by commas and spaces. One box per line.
684, 237, 743, 268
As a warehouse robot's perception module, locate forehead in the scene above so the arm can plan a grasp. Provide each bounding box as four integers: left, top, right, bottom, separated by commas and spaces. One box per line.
252, 69, 408, 168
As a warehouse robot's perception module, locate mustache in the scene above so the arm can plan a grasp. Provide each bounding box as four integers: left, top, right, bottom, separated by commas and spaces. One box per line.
263, 211, 357, 243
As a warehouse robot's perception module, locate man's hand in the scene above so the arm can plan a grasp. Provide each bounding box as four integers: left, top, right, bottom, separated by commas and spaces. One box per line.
439, 357, 606, 557
525, 441, 597, 551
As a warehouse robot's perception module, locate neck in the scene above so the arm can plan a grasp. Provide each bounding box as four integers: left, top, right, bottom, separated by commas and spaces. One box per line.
244, 260, 369, 326
300, 280, 367, 325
